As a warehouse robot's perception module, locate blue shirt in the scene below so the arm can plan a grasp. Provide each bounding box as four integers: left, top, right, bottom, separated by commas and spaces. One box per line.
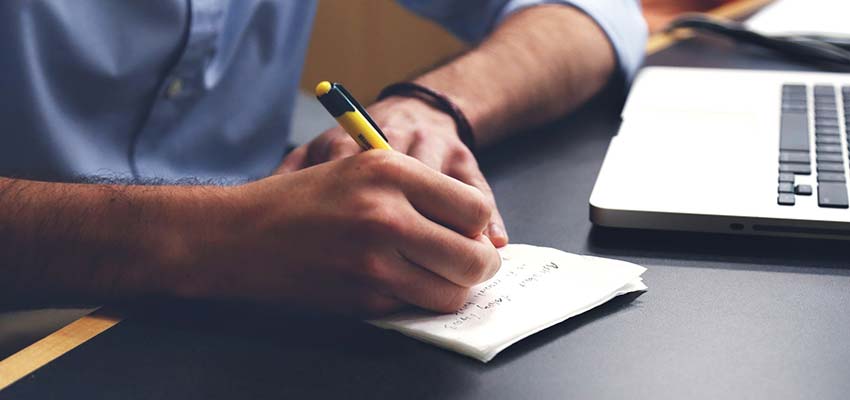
0, 0, 646, 182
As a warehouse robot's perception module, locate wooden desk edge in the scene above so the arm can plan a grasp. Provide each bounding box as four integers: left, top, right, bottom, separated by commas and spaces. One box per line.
0, 0, 774, 392
0, 308, 121, 391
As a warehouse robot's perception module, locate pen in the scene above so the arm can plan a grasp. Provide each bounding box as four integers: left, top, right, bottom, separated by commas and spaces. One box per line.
315, 81, 392, 151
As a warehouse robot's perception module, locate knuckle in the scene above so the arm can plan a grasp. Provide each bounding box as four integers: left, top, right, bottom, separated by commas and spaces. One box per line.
451, 146, 476, 165
458, 248, 490, 286
469, 189, 491, 227
357, 151, 409, 182
409, 128, 427, 143
357, 252, 388, 285
347, 189, 383, 215
358, 207, 407, 238
327, 136, 348, 149
482, 247, 501, 281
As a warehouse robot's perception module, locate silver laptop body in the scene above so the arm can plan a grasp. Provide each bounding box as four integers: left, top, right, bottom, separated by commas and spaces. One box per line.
590, 67, 850, 239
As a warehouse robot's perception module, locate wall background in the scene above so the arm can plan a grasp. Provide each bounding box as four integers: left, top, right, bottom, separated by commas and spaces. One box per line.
299, 0, 467, 103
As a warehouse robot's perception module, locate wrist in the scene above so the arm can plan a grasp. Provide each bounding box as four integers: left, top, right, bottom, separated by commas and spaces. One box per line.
377, 82, 477, 150
372, 96, 461, 141
147, 184, 245, 300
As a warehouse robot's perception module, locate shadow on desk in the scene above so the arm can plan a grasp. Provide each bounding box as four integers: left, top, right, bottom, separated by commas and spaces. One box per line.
588, 226, 850, 274
488, 291, 645, 366
29, 293, 641, 399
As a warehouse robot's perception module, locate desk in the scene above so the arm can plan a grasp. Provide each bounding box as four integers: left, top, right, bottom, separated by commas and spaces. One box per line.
5, 33, 850, 400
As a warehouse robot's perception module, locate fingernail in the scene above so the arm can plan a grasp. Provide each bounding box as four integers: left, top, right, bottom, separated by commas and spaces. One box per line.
488, 222, 508, 244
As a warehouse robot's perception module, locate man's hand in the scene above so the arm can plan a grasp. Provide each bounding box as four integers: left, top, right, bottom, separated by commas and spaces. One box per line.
182, 151, 501, 316
278, 96, 508, 247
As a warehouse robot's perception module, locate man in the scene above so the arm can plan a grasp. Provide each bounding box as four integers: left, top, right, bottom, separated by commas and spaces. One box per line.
0, 1, 646, 315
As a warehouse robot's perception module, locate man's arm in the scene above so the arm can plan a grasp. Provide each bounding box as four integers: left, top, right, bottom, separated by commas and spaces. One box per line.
415, 5, 616, 146
0, 151, 501, 314
0, 177, 232, 304
281, 4, 645, 245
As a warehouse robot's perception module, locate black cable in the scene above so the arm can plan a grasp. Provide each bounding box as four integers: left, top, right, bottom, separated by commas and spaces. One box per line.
666, 14, 850, 71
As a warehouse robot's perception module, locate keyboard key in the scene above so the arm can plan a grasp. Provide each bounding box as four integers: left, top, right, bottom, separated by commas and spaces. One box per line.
816, 130, 840, 138
778, 193, 796, 206
780, 163, 812, 174
782, 106, 808, 114
782, 98, 806, 105
795, 184, 813, 195
817, 163, 846, 173
814, 85, 835, 94
816, 136, 841, 145
778, 182, 794, 193
816, 118, 839, 126
779, 152, 810, 163
818, 182, 849, 208
817, 153, 844, 163
816, 122, 840, 130
784, 86, 806, 95
779, 173, 795, 183
817, 172, 846, 182
780, 113, 810, 151
816, 144, 842, 154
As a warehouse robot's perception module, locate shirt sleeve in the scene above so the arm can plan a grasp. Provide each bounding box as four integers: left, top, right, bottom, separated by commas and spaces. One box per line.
397, 0, 647, 82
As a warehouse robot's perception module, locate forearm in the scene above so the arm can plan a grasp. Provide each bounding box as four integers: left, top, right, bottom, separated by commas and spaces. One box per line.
415, 5, 616, 146
0, 177, 228, 304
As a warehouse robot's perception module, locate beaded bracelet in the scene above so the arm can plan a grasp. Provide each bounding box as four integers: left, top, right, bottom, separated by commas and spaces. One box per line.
377, 82, 477, 151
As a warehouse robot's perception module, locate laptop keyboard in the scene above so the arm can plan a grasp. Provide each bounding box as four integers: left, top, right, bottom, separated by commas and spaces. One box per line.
778, 84, 850, 208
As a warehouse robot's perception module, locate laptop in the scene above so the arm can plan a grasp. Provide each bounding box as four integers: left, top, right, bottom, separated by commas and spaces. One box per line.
590, 67, 850, 239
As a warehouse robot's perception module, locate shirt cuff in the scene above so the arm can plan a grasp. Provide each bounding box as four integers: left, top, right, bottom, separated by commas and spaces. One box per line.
496, 0, 648, 83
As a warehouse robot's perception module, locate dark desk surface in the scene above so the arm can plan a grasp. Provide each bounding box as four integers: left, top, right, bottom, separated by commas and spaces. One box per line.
5, 38, 850, 400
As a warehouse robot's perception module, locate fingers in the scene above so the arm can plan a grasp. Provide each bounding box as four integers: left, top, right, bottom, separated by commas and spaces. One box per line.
310, 127, 417, 166
396, 160, 492, 238
446, 153, 509, 247
381, 251, 474, 313
399, 216, 501, 287
276, 145, 309, 174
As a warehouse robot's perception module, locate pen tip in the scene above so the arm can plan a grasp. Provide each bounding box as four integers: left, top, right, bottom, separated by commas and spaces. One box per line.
315, 81, 332, 97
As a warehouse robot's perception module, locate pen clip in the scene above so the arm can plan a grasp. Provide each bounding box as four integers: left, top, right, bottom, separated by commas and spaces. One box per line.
336, 84, 389, 144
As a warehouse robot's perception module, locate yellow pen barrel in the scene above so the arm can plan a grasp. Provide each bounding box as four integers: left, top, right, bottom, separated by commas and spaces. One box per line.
315, 81, 392, 152
335, 111, 393, 151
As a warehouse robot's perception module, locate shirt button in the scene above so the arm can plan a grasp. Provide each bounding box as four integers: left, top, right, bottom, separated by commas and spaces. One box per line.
166, 78, 183, 98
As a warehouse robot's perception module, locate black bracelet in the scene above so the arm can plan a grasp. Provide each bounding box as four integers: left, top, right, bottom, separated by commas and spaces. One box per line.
377, 82, 477, 151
